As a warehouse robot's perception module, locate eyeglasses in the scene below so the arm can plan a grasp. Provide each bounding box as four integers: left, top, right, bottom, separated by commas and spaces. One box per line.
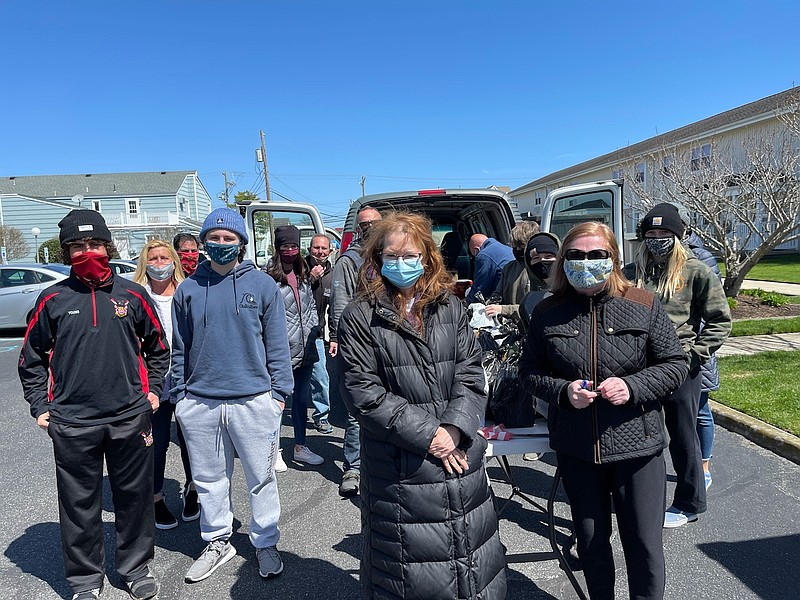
381, 253, 422, 265
357, 220, 377, 230
564, 249, 611, 261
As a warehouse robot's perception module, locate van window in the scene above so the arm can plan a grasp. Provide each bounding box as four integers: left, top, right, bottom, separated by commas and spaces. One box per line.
547, 190, 614, 241
252, 209, 317, 268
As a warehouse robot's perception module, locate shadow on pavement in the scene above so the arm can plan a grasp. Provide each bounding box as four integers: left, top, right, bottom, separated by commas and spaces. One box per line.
4, 522, 70, 598
698, 534, 800, 600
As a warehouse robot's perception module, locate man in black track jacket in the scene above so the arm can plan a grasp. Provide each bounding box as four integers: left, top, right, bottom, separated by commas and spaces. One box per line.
18, 210, 169, 600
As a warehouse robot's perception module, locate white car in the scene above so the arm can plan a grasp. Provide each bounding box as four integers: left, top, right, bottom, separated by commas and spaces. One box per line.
109, 259, 137, 280
0, 263, 70, 330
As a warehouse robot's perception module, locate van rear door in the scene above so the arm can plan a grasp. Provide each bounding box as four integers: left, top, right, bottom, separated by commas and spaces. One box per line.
540, 181, 628, 261
240, 201, 326, 269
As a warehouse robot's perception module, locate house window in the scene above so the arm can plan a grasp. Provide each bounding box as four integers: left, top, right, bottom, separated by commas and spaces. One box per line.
635, 162, 645, 184
612, 169, 625, 182
127, 199, 139, 214
662, 156, 673, 175
691, 144, 711, 171
92, 200, 101, 212
534, 193, 542, 206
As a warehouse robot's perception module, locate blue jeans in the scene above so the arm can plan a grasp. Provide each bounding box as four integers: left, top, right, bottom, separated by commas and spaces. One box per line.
329, 352, 360, 473
290, 364, 314, 446
697, 391, 714, 461
309, 337, 330, 423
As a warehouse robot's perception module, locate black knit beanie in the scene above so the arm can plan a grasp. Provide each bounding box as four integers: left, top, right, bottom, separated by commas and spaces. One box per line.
58, 210, 112, 245
274, 225, 300, 249
640, 203, 685, 238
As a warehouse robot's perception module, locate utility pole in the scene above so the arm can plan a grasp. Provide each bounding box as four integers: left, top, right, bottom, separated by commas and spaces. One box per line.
260, 130, 272, 202
222, 172, 230, 204
360, 176, 366, 197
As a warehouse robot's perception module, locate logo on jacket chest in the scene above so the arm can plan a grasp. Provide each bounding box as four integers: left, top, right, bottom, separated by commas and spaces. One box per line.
110, 297, 130, 318
239, 292, 257, 309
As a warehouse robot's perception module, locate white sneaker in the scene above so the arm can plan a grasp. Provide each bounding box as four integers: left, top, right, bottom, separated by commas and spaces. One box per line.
293, 445, 324, 465
274, 450, 288, 473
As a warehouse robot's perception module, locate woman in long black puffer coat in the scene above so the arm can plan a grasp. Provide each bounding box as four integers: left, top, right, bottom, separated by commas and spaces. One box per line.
338, 212, 506, 600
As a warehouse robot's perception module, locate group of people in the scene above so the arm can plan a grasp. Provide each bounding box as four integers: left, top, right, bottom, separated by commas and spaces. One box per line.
19, 199, 731, 600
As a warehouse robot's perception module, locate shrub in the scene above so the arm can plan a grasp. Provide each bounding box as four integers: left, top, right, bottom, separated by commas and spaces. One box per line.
727, 297, 738, 310
760, 292, 789, 307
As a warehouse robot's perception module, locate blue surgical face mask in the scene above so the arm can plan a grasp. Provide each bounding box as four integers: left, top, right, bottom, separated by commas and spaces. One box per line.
146, 262, 175, 282
204, 240, 240, 265
563, 258, 614, 290
381, 258, 424, 289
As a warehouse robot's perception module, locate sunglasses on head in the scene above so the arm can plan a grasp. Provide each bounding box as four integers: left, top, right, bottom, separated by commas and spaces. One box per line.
564, 249, 611, 261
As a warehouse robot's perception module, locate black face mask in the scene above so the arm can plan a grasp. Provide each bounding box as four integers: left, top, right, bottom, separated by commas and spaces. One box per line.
513, 248, 525, 263
530, 261, 554, 281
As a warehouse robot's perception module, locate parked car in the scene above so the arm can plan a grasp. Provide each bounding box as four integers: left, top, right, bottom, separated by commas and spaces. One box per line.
0, 263, 70, 330
109, 259, 136, 279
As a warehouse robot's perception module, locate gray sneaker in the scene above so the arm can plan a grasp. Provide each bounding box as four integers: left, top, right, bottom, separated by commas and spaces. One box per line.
256, 545, 284, 578
339, 470, 360, 497
126, 566, 159, 600
185, 539, 237, 583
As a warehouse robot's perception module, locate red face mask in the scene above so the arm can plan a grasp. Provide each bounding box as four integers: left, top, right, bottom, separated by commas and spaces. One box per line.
178, 250, 200, 275
279, 248, 300, 263
71, 253, 112, 287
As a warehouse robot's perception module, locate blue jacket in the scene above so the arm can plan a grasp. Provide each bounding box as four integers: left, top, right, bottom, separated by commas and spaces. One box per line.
466, 238, 515, 303
170, 260, 294, 403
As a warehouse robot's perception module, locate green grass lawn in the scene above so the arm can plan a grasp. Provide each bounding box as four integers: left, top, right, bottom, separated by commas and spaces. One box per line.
714, 350, 800, 436
731, 316, 800, 336
719, 254, 800, 283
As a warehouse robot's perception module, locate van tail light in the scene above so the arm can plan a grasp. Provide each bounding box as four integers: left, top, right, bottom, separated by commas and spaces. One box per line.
417, 189, 446, 196
340, 231, 355, 254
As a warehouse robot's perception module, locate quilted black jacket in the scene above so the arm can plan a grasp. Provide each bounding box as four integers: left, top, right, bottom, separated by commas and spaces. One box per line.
338, 292, 507, 600
519, 287, 688, 464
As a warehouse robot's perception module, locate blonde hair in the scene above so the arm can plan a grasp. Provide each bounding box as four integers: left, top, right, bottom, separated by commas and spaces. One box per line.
358, 212, 453, 329
633, 235, 688, 300
134, 240, 185, 286
548, 221, 631, 298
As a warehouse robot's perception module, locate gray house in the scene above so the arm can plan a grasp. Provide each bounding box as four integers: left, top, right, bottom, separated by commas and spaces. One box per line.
0, 171, 212, 261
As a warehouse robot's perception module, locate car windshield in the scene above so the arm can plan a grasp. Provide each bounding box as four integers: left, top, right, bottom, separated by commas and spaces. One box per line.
41, 264, 71, 275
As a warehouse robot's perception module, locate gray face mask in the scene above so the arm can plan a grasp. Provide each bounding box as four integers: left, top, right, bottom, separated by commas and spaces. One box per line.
644, 236, 675, 258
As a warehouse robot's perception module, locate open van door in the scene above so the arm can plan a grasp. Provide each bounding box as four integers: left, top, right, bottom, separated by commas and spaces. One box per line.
239, 201, 326, 269
540, 180, 630, 262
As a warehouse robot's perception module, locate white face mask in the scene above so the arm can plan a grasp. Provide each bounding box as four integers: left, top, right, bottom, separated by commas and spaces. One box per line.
563, 258, 613, 290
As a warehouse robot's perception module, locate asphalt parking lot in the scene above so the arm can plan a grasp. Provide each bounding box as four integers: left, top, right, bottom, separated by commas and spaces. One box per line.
1, 336, 799, 599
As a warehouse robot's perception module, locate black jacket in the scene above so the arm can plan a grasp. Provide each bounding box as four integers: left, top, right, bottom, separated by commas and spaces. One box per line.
305, 255, 333, 340
338, 292, 506, 600
19, 274, 170, 425
519, 287, 687, 464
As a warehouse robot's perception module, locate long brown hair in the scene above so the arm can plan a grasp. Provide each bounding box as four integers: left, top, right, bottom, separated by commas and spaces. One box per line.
358, 212, 453, 325
548, 221, 631, 298
265, 252, 309, 285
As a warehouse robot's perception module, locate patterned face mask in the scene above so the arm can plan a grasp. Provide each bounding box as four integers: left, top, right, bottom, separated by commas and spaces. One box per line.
644, 236, 675, 258
563, 258, 613, 290
204, 241, 240, 265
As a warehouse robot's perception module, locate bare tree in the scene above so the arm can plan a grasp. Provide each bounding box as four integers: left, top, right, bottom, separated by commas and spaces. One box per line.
621, 92, 800, 297
0, 226, 31, 261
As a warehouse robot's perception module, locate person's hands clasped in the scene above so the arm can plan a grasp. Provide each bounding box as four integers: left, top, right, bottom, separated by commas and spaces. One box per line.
429, 425, 469, 474
567, 380, 597, 409
596, 377, 630, 405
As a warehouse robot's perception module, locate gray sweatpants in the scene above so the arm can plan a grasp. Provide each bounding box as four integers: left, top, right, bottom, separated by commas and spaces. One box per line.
176, 392, 282, 548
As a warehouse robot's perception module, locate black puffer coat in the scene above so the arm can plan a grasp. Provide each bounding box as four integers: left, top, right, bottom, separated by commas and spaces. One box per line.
519, 287, 688, 464
338, 292, 506, 600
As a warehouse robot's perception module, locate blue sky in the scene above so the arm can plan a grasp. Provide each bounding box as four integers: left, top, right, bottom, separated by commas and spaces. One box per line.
3, 1, 799, 227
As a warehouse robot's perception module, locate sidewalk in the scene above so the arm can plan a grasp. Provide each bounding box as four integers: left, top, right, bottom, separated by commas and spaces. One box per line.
714, 287, 800, 464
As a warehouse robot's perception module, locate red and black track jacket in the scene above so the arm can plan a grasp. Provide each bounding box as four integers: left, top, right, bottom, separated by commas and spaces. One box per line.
18, 274, 170, 425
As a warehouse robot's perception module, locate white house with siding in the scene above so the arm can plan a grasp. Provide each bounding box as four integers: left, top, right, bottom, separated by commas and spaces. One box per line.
0, 170, 212, 260
510, 87, 800, 252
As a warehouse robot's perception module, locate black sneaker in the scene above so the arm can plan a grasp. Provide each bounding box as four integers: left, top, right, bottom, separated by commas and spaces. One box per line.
126, 567, 159, 600
71, 585, 102, 600
339, 470, 360, 497
154, 498, 178, 530
314, 418, 334, 434
182, 482, 200, 522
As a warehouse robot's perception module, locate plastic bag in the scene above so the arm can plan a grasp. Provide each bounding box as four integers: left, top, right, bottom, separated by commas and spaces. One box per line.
488, 338, 537, 428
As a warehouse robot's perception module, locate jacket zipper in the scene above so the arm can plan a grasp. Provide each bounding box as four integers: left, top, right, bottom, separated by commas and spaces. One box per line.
590, 296, 601, 464
91, 287, 97, 327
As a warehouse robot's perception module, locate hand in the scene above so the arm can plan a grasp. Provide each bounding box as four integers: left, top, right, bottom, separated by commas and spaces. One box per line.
596, 377, 630, 405
36, 411, 50, 430
310, 265, 324, 281
442, 448, 469, 475
329, 341, 338, 357
147, 392, 160, 412
484, 304, 501, 318
428, 425, 461, 459
568, 380, 597, 409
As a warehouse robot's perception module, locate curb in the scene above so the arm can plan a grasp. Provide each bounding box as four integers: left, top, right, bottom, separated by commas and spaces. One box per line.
710, 399, 800, 466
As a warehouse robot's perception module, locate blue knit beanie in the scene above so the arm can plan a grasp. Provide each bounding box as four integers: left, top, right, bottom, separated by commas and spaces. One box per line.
200, 208, 248, 244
